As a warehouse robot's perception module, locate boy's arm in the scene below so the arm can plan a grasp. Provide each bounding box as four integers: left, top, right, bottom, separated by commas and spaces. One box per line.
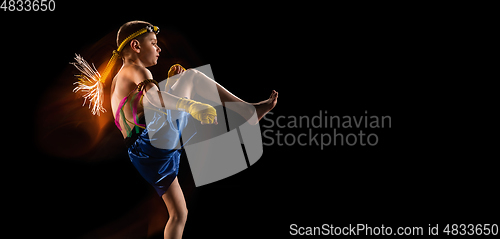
128, 64, 180, 110
132, 65, 217, 124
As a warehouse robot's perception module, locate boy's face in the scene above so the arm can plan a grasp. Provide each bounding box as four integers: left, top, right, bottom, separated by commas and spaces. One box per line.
138, 33, 161, 67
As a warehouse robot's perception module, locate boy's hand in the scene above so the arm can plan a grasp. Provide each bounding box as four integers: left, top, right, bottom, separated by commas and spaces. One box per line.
168, 64, 186, 78
176, 98, 218, 125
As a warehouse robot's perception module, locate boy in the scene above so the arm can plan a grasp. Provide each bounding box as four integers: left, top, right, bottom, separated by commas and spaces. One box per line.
84, 20, 277, 238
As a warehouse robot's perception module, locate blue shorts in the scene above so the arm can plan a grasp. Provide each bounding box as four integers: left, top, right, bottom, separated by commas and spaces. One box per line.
127, 109, 196, 196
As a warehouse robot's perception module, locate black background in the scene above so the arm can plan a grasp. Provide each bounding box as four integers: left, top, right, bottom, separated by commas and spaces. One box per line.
3, 1, 497, 238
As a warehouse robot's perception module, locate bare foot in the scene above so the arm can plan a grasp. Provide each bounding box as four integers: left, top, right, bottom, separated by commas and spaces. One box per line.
254, 90, 278, 121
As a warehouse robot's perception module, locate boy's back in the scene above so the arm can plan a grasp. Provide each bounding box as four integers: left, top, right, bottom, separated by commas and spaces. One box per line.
111, 64, 152, 138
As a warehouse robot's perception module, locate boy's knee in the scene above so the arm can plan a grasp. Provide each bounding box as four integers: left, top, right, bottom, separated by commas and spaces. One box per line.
171, 207, 188, 224
183, 69, 199, 78
186, 68, 200, 74
176, 69, 197, 84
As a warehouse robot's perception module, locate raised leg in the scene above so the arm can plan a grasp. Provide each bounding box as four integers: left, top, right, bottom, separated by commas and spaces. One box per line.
169, 67, 278, 122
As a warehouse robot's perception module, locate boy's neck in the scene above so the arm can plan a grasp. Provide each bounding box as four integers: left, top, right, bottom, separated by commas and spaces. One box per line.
123, 56, 145, 68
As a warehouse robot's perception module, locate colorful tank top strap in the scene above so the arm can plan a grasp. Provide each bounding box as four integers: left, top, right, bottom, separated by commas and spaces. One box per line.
120, 99, 133, 136
115, 79, 160, 136
131, 90, 146, 128
115, 96, 128, 131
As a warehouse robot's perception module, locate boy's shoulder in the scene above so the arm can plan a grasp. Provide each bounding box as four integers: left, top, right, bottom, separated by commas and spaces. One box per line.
119, 64, 153, 84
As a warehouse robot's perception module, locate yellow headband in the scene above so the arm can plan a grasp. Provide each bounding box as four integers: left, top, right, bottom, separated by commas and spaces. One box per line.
101, 25, 160, 84
71, 25, 159, 115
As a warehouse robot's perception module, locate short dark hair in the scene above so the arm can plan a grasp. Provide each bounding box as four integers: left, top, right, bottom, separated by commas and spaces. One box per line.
116, 20, 153, 48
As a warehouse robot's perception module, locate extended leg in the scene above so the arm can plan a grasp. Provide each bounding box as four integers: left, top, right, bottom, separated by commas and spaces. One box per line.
169, 68, 278, 122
